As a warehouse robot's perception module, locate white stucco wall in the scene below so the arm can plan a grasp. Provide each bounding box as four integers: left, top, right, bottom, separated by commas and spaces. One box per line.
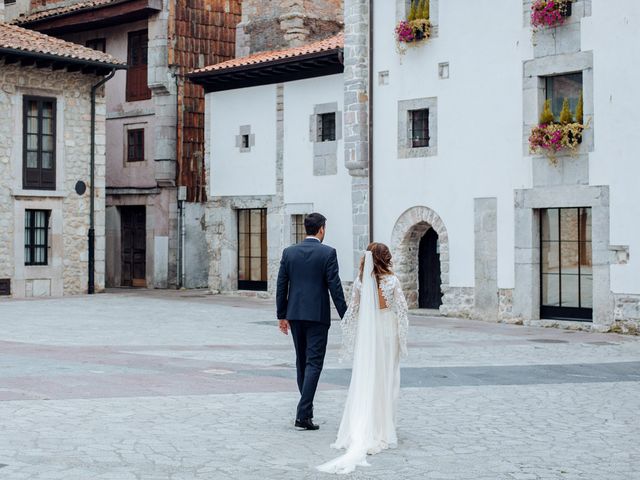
582, 4, 640, 295
210, 84, 278, 197
372, 0, 532, 291
283, 74, 354, 281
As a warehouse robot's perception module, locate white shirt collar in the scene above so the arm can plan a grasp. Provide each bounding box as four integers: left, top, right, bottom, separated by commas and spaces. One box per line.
305, 236, 321, 242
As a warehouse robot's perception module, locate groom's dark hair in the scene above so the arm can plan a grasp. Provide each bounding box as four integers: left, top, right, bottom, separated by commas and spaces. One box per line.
304, 213, 326, 235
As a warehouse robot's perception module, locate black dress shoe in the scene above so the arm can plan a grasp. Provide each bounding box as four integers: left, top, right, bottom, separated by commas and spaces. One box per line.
295, 418, 319, 430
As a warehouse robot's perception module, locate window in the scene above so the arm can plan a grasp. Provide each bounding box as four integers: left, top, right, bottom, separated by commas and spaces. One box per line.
317, 112, 336, 142
126, 30, 151, 102
23, 96, 56, 190
5, 0, 16, 4
291, 215, 306, 245
86, 38, 106, 53
410, 109, 430, 148
241, 134, 250, 149
545, 73, 583, 122
540, 208, 592, 321
25, 210, 50, 266
127, 129, 145, 162
238, 209, 267, 291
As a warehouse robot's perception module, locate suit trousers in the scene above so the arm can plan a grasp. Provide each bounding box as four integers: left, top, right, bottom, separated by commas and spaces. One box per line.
289, 320, 329, 421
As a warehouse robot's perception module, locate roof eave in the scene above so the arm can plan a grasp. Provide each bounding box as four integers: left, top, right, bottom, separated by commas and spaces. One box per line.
0, 47, 127, 74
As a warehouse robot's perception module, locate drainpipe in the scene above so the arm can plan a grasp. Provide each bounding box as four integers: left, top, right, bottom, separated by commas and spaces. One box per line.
368, 0, 374, 242
88, 68, 116, 294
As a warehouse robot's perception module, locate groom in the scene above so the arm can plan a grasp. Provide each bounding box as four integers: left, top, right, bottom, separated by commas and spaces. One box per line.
276, 213, 348, 430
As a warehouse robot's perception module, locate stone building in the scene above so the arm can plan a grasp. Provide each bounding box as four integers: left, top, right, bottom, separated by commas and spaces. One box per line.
7, 0, 241, 289
194, 0, 639, 333
0, 21, 125, 298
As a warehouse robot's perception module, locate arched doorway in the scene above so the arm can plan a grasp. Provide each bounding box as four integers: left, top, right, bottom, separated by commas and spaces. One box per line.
390, 206, 449, 310
418, 228, 442, 308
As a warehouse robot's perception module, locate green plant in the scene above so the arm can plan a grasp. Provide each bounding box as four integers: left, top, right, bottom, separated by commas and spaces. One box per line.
408, 0, 418, 21
576, 90, 584, 124
559, 98, 573, 124
417, 0, 430, 20
539, 99, 555, 124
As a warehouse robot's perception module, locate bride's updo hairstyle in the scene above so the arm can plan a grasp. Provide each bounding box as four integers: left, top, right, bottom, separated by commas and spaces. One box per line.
359, 242, 394, 282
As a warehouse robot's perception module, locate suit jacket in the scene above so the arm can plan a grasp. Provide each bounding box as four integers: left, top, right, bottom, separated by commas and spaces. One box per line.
276, 238, 348, 325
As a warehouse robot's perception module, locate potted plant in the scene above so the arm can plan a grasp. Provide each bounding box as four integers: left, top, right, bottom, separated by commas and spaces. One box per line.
529, 94, 586, 163
531, 0, 573, 30
395, 0, 431, 54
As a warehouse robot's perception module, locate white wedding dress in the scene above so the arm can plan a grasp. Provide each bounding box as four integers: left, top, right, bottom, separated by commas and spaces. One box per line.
317, 251, 409, 474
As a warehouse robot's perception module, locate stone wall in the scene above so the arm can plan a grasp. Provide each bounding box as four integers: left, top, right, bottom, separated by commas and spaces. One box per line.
612, 294, 640, 334
236, 0, 343, 56
0, 61, 106, 297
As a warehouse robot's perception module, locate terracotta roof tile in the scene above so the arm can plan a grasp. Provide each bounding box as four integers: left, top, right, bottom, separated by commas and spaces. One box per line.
0, 22, 125, 66
13, 0, 119, 25
192, 33, 343, 74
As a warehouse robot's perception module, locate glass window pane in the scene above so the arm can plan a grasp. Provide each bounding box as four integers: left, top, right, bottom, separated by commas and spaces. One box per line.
25, 211, 32, 228
250, 209, 262, 232
26, 151, 38, 169
42, 117, 53, 135
560, 241, 580, 273
546, 73, 583, 122
542, 274, 560, 307
580, 242, 592, 275
25, 247, 31, 264
541, 241, 559, 274
540, 209, 558, 241
27, 133, 38, 151
238, 210, 248, 234
250, 233, 262, 256
580, 275, 593, 308
41, 152, 53, 169
579, 208, 591, 241
560, 208, 579, 241
42, 102, 54, 118
560, 274, 580, 308
250, 257, 262, 281
35, 211, 45, 228
27, 116, 38, 134
27, 101, 38, 117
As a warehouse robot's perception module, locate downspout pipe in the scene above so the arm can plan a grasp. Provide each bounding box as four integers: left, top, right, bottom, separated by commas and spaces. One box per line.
368, 0, 374, 243
88, 68, 117, 294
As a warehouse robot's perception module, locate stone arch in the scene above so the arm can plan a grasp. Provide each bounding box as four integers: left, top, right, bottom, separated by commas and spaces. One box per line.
390, 206, 449, 309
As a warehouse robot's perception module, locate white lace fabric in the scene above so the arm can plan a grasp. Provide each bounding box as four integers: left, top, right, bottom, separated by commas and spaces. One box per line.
339, 274, 409, 361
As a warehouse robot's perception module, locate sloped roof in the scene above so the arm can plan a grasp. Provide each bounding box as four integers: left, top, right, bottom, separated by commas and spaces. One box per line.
12, 0, 121, 25
0, 22, 124, 67
192, 33, 343, 74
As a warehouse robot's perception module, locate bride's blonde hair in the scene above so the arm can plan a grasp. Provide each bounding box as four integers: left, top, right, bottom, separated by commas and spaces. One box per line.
359, 242, 393, 282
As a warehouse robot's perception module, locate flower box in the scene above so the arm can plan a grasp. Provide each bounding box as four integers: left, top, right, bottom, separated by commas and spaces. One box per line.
529, 122, 584, 162
531, 0, 573, 30
395, 0, 431, 54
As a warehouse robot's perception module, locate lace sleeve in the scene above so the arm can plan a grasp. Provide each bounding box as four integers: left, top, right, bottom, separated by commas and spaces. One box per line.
392, 276, 409, 358
339, 276, 361, 362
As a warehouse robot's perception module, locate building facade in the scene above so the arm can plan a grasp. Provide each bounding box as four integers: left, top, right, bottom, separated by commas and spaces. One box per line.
0, 21, 125, 298
196, 0, 639, 332
8, 0, 241, 289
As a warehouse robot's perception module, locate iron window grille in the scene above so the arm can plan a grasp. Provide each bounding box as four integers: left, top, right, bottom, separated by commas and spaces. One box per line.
25, 210, 50, 266
410, 108, 430, 148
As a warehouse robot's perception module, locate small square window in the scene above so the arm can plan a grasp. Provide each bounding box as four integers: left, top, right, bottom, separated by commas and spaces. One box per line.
410, 109, 430, 148
25, 210, 50, 266
545, 73, 583, 123
318, 112, 336, 142
241, 134, 250, 149
86, 38, 106, 53
127, 129, 144, 162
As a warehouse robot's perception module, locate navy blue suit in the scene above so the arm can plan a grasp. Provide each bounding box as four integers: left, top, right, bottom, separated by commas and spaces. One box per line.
276, 238, 348, 421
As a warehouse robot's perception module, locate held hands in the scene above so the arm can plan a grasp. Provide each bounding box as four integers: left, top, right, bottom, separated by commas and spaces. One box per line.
278, 319, 290, 335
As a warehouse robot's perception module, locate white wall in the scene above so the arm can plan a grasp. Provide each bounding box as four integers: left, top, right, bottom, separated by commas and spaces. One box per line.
372, 0, 531, 290
283, 74, 354, 280
210, 84, 278, 197
583, 4, 640, 295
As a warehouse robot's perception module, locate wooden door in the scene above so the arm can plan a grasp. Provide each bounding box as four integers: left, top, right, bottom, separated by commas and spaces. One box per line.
121, 206, 146, 287
418, 228, 442, 309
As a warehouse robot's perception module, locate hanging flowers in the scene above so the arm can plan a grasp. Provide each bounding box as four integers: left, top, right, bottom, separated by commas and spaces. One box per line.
395, 0, 431, 54
529, 94, 587, 164
531, 0, 573, 30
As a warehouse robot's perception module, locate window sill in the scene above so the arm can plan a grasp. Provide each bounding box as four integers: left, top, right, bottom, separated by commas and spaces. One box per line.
11, 189, 67, 199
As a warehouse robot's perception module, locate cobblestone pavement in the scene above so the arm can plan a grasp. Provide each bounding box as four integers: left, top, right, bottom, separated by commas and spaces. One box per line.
1, 290, 640, 479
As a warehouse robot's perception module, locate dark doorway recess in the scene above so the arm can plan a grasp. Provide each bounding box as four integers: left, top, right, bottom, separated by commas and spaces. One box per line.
418, 228, 442, 309
120, 206, 146, 287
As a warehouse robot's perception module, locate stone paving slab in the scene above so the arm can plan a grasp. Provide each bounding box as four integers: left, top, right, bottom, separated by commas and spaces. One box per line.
1, 291, 640, 479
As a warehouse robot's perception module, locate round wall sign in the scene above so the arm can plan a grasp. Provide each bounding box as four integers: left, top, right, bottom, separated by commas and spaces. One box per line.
75, 181, 87, 195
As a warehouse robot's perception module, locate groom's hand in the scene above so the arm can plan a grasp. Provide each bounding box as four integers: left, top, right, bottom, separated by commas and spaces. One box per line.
278, 319, 289, 335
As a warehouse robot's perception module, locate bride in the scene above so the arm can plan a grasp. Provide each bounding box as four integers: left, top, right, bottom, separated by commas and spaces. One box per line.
317, 242, 409, 474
